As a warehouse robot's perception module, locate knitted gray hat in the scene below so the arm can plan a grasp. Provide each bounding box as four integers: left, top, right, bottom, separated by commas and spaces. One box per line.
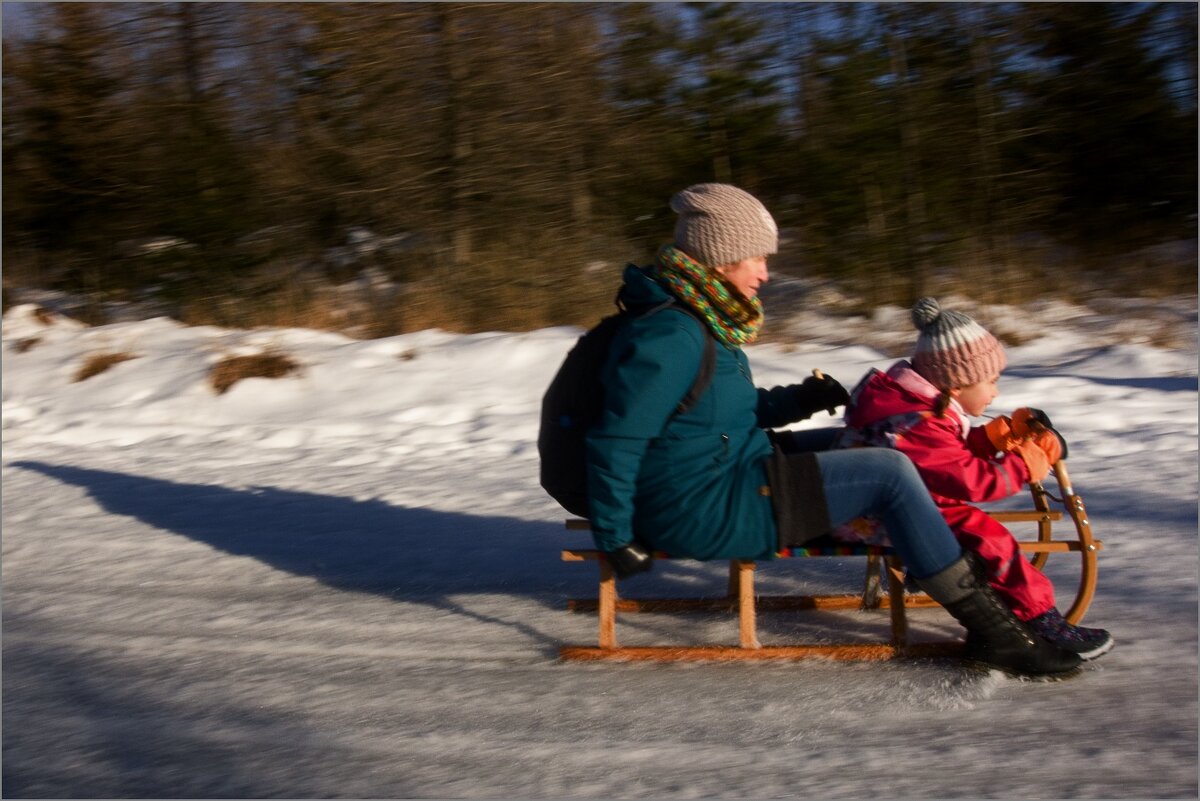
910, 297, 1007, 389
671, 183, 778, 268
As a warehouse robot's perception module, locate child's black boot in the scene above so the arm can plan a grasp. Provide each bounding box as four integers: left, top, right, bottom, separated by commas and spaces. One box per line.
917, 552, 1082, 679
1028, 607, 1114, 660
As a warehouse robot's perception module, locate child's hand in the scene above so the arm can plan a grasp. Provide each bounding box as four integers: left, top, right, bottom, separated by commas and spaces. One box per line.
1014, 439, 1052, 482
986, 408, 1069, 459
984, 415, 1021, 452
1015, 430, 1065, 482
1012, 407, 1069, 459
1012, 407, 1054, 438
1031, 428, 1065, 464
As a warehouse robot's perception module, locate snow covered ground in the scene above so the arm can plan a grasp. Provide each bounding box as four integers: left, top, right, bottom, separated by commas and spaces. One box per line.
3, 291, 1197, 799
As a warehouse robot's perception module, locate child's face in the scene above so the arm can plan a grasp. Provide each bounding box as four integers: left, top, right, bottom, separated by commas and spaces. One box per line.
952, 375, 1000, 417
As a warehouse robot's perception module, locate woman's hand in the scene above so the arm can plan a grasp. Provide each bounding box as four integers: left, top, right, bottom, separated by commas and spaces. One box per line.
793, 372, 850, 418
605, 542, 653, 579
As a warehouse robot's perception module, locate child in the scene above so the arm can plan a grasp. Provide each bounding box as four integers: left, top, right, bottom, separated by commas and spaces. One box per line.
834, 297, 1113, 660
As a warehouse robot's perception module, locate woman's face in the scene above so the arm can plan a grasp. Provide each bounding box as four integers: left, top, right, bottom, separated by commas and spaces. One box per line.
952, 375, 1001, 417
716, 255, 769, 299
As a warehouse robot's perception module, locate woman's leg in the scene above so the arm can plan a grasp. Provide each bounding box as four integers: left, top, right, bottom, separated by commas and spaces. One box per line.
812, 447, 961, 579
779, 446, 1080, 676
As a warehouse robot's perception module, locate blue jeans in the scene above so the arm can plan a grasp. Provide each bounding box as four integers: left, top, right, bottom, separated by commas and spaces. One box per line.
783, 428, 962, 579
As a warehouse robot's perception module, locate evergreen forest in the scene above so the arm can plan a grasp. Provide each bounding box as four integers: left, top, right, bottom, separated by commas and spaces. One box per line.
3, 3, 1196, 334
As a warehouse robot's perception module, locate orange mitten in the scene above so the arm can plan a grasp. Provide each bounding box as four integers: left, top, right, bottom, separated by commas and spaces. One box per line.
1014, 439, 1051, 483
984, 415, 1022, 452
1031, 429, 1064, 465
1011, 407, 1053, 438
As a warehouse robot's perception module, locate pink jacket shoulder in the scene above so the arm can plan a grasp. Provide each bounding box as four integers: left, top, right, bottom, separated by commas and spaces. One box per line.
841, 361, 1030, 504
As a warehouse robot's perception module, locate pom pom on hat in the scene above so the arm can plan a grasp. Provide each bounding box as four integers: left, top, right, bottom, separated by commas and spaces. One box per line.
910, 297, 1007, 389
671, 183, 778, 268
911, 296, 943, 330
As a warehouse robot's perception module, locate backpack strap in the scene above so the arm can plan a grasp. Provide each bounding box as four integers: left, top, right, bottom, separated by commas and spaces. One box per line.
663, 305, 717, 416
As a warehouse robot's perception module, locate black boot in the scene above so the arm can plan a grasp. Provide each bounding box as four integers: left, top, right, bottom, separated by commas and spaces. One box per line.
917, 552, 1082, 679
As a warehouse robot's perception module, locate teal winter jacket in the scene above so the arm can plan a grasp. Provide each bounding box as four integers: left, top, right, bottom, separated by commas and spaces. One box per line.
585, 265, 810, 560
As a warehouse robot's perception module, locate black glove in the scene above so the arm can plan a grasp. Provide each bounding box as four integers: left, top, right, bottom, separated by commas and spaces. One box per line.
793, 372, 850, 419
605, 542, 653, 579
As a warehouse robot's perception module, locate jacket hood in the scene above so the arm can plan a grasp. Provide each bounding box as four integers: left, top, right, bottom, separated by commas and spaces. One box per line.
617, 263, 675, 312
847, 360, 969, 438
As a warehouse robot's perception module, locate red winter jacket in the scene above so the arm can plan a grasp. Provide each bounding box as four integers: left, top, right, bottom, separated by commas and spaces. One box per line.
837, 360, 1031, 508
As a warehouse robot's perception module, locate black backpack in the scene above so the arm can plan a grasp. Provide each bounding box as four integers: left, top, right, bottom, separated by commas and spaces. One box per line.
538, 298, 716, 518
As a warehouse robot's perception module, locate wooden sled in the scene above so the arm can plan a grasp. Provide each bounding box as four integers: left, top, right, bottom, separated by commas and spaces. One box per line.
559, 460, 1102, 662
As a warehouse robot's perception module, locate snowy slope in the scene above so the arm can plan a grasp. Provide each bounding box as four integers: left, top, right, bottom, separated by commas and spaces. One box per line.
3, 299, 1197, 799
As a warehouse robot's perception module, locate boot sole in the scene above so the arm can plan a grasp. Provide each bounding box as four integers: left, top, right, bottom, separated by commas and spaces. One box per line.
1077, 636, 1114, 661
959, 658, 1084, 682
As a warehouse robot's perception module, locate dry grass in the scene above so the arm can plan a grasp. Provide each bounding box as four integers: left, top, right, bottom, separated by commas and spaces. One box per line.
209, 351, 300, 395
171, 235, 622, 337
993, 329, 1038, 348
13, 337, 42, 353
74, 351, 138, 382
181, 289, 349, 335
1146, 321, 1192, 350
181, 285, 416, 339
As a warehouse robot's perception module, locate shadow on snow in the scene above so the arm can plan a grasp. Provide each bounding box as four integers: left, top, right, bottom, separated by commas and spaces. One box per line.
10, 460, 895, 644
12, 460, 594, 652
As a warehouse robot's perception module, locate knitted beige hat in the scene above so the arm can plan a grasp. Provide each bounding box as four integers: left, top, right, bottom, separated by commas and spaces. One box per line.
671, 183, 778, 268
910, 297, 1007, 389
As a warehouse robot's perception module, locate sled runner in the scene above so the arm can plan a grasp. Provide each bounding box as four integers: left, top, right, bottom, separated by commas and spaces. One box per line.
558, 460, 1101, 662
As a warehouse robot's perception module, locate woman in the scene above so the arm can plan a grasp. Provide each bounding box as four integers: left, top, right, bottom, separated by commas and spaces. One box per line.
584, 183, 1080, 678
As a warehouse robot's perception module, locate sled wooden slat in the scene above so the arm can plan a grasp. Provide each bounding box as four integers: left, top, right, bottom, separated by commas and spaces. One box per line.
560, 542, 923, 661
558, 461, 1101, 662
1018, 540, 1101, 553
564, 591, 942, 613
989, 510, 1063, 522
559, 642, 965, 663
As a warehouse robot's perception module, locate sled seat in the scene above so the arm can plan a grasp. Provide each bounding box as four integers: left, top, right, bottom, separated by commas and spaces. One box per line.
560, 525, 944, 661
558, 462, 1101, 662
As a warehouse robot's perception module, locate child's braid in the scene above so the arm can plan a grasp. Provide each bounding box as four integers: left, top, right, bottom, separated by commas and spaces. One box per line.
933, 388, 954, 418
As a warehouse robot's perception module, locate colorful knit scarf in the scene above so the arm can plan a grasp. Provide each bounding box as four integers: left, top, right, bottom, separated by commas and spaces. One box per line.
653, 245, 764, 347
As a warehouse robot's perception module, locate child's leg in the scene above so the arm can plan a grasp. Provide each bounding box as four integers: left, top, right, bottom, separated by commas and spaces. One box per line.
788, 449, 1081, 676
942, 505, 1056, 622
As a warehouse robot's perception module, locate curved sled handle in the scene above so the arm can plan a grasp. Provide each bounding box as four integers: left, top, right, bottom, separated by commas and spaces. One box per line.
1051, 459, 1101, 625
1053, 460, 1074, 496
